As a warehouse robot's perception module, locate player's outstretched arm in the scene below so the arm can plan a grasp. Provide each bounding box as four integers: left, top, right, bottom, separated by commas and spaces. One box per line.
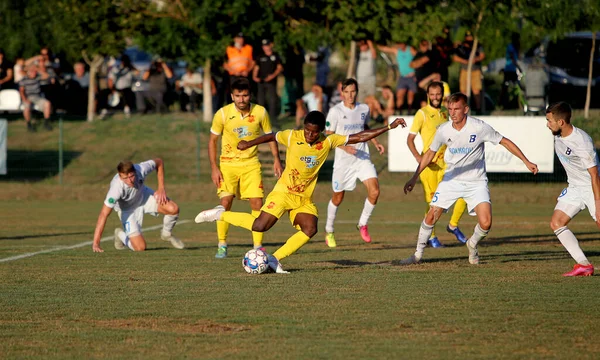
92, 205, 113, 253
208, 133, 223, 188
347, 118, 406, 145
238, 133, 276, 150
404, 149, 437, 194
587, 166, 600, 229
153, 158, 168, 205
499, 138, 538, 174
269, 141, 284, 178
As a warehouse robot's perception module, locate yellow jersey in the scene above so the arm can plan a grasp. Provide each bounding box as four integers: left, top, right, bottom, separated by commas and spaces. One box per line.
273, 130, 348, 198
211, 103, 273, 166
409, 104, 449, 166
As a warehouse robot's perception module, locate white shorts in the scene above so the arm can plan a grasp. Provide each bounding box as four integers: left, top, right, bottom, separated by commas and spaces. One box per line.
555, 186, 596, 221
332, 160, 377, 192
117, 186, 159, 236
429, 180, 490, 216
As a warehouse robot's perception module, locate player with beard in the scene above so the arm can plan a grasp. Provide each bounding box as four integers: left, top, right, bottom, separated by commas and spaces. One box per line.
407, 82, 468, 247
546, 102, 597, 276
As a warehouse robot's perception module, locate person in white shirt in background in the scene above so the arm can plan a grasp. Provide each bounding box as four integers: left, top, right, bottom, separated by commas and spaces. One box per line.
179, 67, 203, 113
546, 101, 597, 277
402, 92, 538, 265
295, 83, 327, 129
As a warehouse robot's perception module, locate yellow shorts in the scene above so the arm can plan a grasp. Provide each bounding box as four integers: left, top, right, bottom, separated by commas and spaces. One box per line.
261, 191, 318, 229
218, 162, 264, 200
419, 163, 445, 203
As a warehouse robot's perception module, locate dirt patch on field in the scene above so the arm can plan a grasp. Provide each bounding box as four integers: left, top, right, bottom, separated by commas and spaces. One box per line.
90, 318, 251, 334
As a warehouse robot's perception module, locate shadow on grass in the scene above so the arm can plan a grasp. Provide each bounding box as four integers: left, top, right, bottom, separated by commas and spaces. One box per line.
0, 231, 90, 240
1, 149, 82, 182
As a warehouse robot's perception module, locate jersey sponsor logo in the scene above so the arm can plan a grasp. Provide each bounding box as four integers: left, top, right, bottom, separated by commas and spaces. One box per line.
343, 123, 363, 132
448, 147, 473, 155
469, 135, 477, 143
233, 126, 252, 138
300, 155, 320, 168
267, 201, 276, 209
558, 188, 567, 198
108, 197, 115, 204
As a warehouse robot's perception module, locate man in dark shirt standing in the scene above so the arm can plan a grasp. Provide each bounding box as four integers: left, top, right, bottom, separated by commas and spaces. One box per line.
0, 49, 14, 90
253, 39, 283, 124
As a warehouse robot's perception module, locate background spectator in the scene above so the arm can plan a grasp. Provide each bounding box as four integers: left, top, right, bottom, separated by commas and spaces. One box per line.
253, 38, 283, 123
224, 32, 254, 103
178, 67, 202, 113
434, 27, 455, 82
140, 58, 173, 113
500, 33, 522, 108
64, 62, 92, 116
453, 31, 485, 112
101, 54, 137, 118
19, 66, 52, 132
0, 49, 14, 90
313, 45, 331, 88
295, 83, 327, 129
355, 39, 377, 103
365, 85, 395, 125
378, 40, 417, 113
13, 58, 25, 85
329, 80, 343, 109
282, 44, 305, 116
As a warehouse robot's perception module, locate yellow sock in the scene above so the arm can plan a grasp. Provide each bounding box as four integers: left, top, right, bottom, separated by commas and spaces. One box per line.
216, 220, 229, 247
449, 199, 467, 228
273, 231, 311, 261
221, 211, 255, 231
251, 210, 263, 248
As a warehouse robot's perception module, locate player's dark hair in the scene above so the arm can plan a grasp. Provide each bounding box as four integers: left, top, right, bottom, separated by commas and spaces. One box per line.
117, 161, 135, 174
546, 101, 572, 124
427, 81, 444, 96
342, 78, 358, 92
231, 77, 251, 93
447, 92, 468, 106
304, 111, 326, 131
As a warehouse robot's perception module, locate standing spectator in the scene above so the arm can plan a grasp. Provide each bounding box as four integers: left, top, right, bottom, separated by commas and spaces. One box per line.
313, 45, 331, 88
499, 33, 522, 109
355, 39, 377, 102
13, 58, 25, 85
410, 39, 442, 91
25, 47, 60, 75
434, 27, 455, 82
282, 45, 305, 116
378, 40, 417, 113
178, 67, 203, 112
64, 62, 91, 116
224, 32, 254, 102
253, 38, 284, 123
140, 58, 173, 114
0, 49, 14, 90
295, 84, 327, 129
453, 31, 485, 112
102, 54, 137, 118
19, 66, 52, 132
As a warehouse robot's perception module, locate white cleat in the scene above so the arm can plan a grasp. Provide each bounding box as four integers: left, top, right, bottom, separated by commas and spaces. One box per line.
194, 205, 225, 223
466, 241, 479, 265
114, 228, 126, 250
161, 233, 185, 249
267, 254, 289, 274
398, 254, 422, 265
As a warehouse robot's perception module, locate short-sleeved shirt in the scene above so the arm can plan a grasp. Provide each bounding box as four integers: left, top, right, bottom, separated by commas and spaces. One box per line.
109, 66, 136, 90
256, 52, 282, 83
211, 103, 273, 166
104, 160, 156, 212
19, 76, 42, 97
181, 72, 202, 95
555, 126, 600, 187
455, 43, 484, 71
325, 102, 371, 166
410, 105, 449, 167
431, 116, 503, 182
356, 50, 376, 81
413, 50, 439, 82
302, 92, 328, 113
273, 129, 348, 198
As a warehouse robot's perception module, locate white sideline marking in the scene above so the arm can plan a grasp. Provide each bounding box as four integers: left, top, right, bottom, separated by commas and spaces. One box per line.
336, 220, 547, 225
0, 220, 191, 263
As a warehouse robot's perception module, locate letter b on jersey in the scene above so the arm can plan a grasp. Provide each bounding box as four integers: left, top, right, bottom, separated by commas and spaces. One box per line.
469, 135, 477, 143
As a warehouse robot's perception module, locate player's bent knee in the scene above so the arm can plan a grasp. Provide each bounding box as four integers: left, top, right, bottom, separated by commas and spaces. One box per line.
131, 242, 146, 251
301, 224, 318, 238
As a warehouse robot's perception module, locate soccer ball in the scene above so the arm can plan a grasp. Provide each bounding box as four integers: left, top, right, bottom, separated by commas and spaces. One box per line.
242, 249, 269, 274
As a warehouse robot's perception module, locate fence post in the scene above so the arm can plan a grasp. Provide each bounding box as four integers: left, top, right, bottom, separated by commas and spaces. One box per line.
58, 115, 63, 185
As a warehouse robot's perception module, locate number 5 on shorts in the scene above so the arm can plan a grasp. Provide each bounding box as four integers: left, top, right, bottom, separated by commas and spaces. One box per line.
432, 192, 439, 203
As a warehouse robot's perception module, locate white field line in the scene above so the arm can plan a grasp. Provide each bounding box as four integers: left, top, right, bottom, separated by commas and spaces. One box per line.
335, 220, 548, 225
0, 220, 191, 263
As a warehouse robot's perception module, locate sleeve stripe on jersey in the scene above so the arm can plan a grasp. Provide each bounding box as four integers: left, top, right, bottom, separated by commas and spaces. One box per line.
287, 130, 293, 147
210, 129, 221, 135
220, 108, 226, 125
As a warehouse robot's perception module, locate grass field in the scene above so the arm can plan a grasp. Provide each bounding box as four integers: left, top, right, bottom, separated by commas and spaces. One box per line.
2, 114, 600, 359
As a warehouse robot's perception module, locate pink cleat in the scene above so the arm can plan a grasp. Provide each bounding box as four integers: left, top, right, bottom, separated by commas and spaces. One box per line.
357, 225, 372, 243
563, 264, 594, 277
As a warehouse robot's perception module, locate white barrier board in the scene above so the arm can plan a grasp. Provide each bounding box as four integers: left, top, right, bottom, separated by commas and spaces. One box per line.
388, 116, 554, 173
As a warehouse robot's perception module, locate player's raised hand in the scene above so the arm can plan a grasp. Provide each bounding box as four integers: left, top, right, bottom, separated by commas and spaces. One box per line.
526, 161, 539, 175
211, 168, 224, 188
389, 118, 407, 129
237, 140, 250, 150
404, 176, 418, 194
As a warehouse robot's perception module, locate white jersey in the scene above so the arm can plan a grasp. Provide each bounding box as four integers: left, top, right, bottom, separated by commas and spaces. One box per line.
555, 126, 599, 187
431, 116, 503, 182
104, 160, 156, 212
325, 102, 371, 168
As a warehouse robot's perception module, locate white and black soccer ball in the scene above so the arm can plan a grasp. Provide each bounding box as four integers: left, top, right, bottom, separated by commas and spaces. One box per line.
242, 249, 269, 274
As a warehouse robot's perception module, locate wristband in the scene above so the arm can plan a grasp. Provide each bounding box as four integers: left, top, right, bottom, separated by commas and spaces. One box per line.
387, 124, 392, 130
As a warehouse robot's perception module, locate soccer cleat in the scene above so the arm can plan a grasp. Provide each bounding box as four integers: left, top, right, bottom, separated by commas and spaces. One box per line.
325, 232, 337, 248
195, 205, 225, 223
215, 246, 228, 259
563, 263, 594, 277
161, 233, 185, 249
446, 225, 468, 243
357, 225, 372, 243
399, 254, 422, 265
267, 254, 289, 274
114, 228, 126, 250
427, 236, 444, 248
466, 241, 479, 265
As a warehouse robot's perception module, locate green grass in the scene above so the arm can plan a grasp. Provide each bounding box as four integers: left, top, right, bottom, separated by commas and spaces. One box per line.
2, 114, 600, 359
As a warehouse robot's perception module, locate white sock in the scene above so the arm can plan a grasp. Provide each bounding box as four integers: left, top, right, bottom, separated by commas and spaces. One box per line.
554, 226, 590, 265
117, 229, 135, 251
415, 221, 434, 258
162, 214, 178, 236
467, 224, 489, 248
325, 200, 338, 233
358, 198, 376, 227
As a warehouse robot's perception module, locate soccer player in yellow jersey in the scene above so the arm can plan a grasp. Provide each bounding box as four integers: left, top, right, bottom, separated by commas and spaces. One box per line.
407, 82, 468, 247
196, 111, 407, 273
209, 77, 283, 258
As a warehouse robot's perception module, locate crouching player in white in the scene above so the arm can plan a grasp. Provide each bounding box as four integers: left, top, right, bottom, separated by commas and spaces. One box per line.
92, 159, 184, 252
546, 102, 597, 276
324, 78, 384, 247
402, 93, 538, 264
